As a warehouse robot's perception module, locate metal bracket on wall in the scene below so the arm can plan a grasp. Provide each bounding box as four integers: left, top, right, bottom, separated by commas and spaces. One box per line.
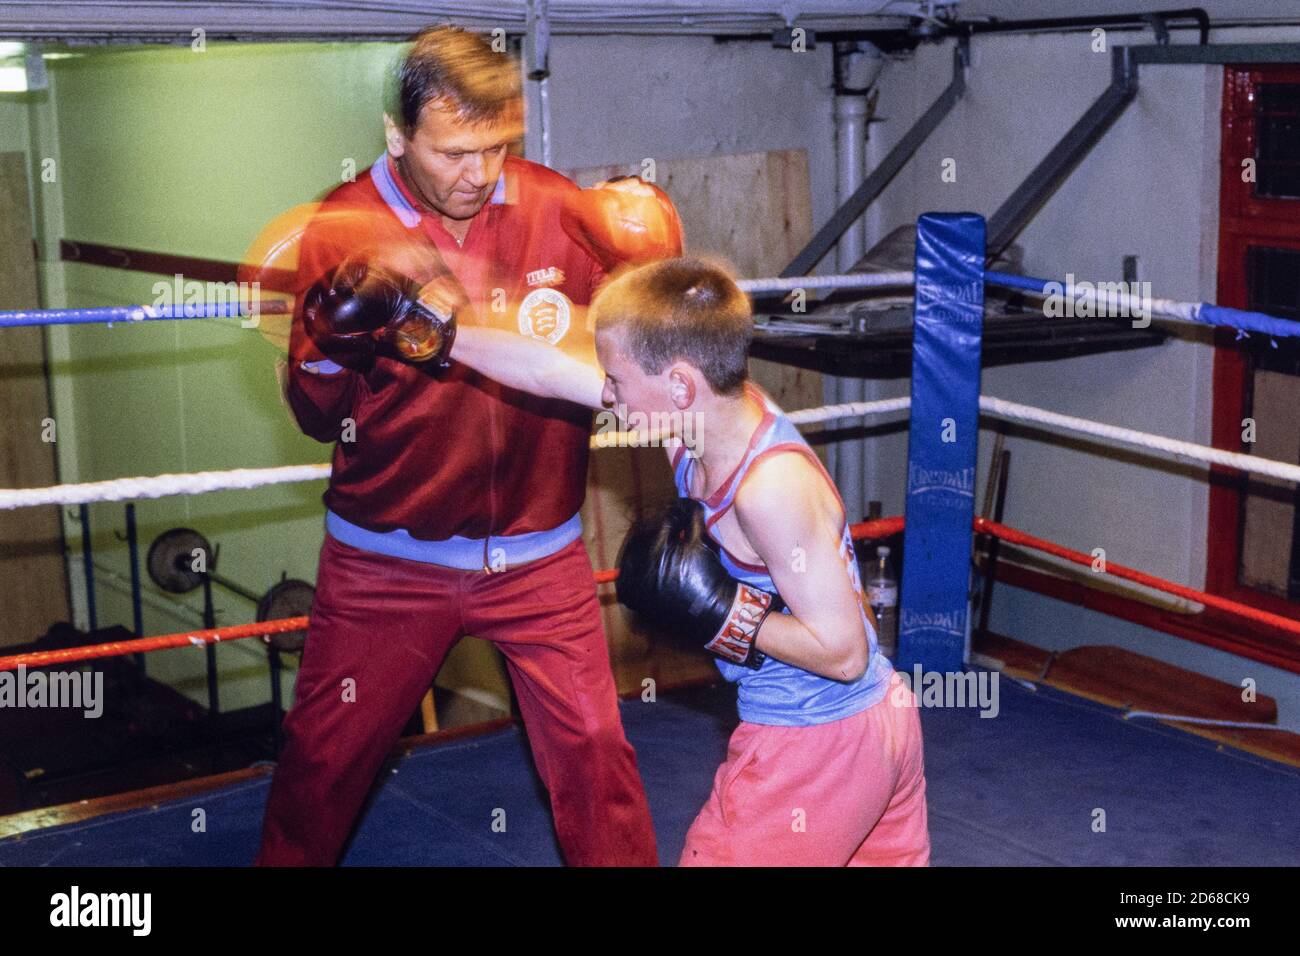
1139, 13, 1172, 47
1129, 43, 1300, 65
985, 45, 1139, 260
986, 41, 1300, 261
779, 36, 969, 279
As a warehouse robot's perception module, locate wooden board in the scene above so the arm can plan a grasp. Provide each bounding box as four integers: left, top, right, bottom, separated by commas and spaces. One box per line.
1240, 368, 1300, 597
569, 150, 821, 424
568, 150, 816, 693
975, 632, 1300, 769
0, 152, 70, 647
1043, 645, 1278, 723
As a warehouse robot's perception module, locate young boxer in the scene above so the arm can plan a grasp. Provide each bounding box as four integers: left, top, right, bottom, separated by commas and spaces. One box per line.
444, 257, 931, 866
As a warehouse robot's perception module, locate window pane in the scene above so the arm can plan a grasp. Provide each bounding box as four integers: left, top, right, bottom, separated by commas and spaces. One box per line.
1241, 245, 1300, 598
1255, 83, 1300, 199
1247, 245, 1300, 322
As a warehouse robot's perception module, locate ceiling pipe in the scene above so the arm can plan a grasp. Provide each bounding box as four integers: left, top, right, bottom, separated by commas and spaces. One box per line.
855, 7, 1212, 53
827, 40, 885, 519
0, 1, 951, 43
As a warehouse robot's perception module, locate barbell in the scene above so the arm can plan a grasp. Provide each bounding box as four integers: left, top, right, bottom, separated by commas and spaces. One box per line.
146, 527, 312, 653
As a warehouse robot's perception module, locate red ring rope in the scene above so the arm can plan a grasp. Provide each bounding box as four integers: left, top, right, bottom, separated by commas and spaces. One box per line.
974, 516, 1300, 638
1, 513, 1292, 673
0, 616, 308, 671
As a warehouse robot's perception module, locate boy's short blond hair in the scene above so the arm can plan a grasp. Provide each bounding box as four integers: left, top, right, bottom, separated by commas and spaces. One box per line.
590, 257, 753, 395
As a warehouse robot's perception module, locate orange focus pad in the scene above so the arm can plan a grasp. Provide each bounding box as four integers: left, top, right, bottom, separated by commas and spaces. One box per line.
560, 176, 684, 271
239, 202, 452, 352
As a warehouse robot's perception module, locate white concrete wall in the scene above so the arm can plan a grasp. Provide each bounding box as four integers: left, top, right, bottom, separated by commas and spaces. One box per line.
533, 34, 837, 229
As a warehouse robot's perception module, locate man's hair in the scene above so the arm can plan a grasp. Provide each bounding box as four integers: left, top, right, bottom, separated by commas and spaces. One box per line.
591, 258, 753, 395
389, 26, 521, 133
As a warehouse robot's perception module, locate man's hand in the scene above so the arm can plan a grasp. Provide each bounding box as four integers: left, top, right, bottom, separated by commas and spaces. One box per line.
302, 258, 461, 369
616, 497, 777, 670
561, 176, 684, 271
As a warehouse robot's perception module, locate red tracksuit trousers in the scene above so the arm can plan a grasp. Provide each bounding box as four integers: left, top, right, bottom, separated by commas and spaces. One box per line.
254, 534, 658, 866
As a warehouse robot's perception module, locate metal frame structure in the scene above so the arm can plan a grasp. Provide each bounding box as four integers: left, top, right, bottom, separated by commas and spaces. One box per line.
785, 36, 1300, 281
985, 46, 1138, 258
780, 39, 968, 278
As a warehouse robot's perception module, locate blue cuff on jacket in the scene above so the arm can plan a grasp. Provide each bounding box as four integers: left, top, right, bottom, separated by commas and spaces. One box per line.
301, 358, 345, 376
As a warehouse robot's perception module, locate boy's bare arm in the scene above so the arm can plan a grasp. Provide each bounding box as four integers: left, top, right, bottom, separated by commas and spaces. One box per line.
733, 455, 871, 682
450, 325, 607, 410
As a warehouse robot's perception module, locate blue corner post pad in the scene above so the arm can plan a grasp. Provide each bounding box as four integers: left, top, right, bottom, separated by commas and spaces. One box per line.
897, 213, 987, 676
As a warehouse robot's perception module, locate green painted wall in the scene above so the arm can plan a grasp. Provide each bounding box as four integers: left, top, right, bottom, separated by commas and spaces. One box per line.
0, 96, 30, 153
42, 41, 407, 710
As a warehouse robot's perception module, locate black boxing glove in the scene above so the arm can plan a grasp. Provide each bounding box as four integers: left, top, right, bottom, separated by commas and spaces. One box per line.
302, 257, 460, 370
616, 497, 780, 670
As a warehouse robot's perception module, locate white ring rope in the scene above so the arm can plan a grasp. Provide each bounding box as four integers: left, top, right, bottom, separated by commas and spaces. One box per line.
784, 396, 913, 424
977, 396, 1300, 484
0, 464, 330, 510
589, 396, 912, 449
735, 272, 914, 295
1, 394, 1294, 510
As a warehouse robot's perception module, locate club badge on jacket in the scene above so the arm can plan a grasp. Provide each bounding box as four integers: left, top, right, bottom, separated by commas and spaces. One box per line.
518, 287, 572, 344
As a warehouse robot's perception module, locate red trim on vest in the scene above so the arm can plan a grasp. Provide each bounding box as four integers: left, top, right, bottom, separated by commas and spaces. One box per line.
707, 440, 849, 574
695, 386, 839, 574
699, 386, 775, 510
750, 442, 849, 518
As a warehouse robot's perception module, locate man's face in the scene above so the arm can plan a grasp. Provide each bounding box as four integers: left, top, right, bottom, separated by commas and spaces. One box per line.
386, 100, 521, 220
596, 326, 671, 420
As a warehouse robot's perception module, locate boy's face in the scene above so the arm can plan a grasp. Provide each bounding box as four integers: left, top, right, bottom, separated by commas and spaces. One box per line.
596, 326, 674, 420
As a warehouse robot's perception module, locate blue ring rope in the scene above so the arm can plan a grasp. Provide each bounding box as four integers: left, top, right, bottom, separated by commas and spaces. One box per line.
2, 273, 1297, 340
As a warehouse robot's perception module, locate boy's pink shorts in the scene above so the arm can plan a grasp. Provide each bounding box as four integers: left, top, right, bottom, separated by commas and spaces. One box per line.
679, 671, 930, 867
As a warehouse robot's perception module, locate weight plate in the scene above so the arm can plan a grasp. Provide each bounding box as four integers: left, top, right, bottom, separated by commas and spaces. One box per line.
146, 528, 213, 594
257, 579, 314, 653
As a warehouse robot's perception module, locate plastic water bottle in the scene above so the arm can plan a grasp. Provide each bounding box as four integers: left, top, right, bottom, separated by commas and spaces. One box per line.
865, 545, 899, 657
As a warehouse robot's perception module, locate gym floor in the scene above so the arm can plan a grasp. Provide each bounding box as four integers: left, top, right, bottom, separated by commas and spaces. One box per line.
2, 675, 1296, 867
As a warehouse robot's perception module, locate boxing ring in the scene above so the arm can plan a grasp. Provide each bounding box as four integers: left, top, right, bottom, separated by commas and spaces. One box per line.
2, 212, 1300, 865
